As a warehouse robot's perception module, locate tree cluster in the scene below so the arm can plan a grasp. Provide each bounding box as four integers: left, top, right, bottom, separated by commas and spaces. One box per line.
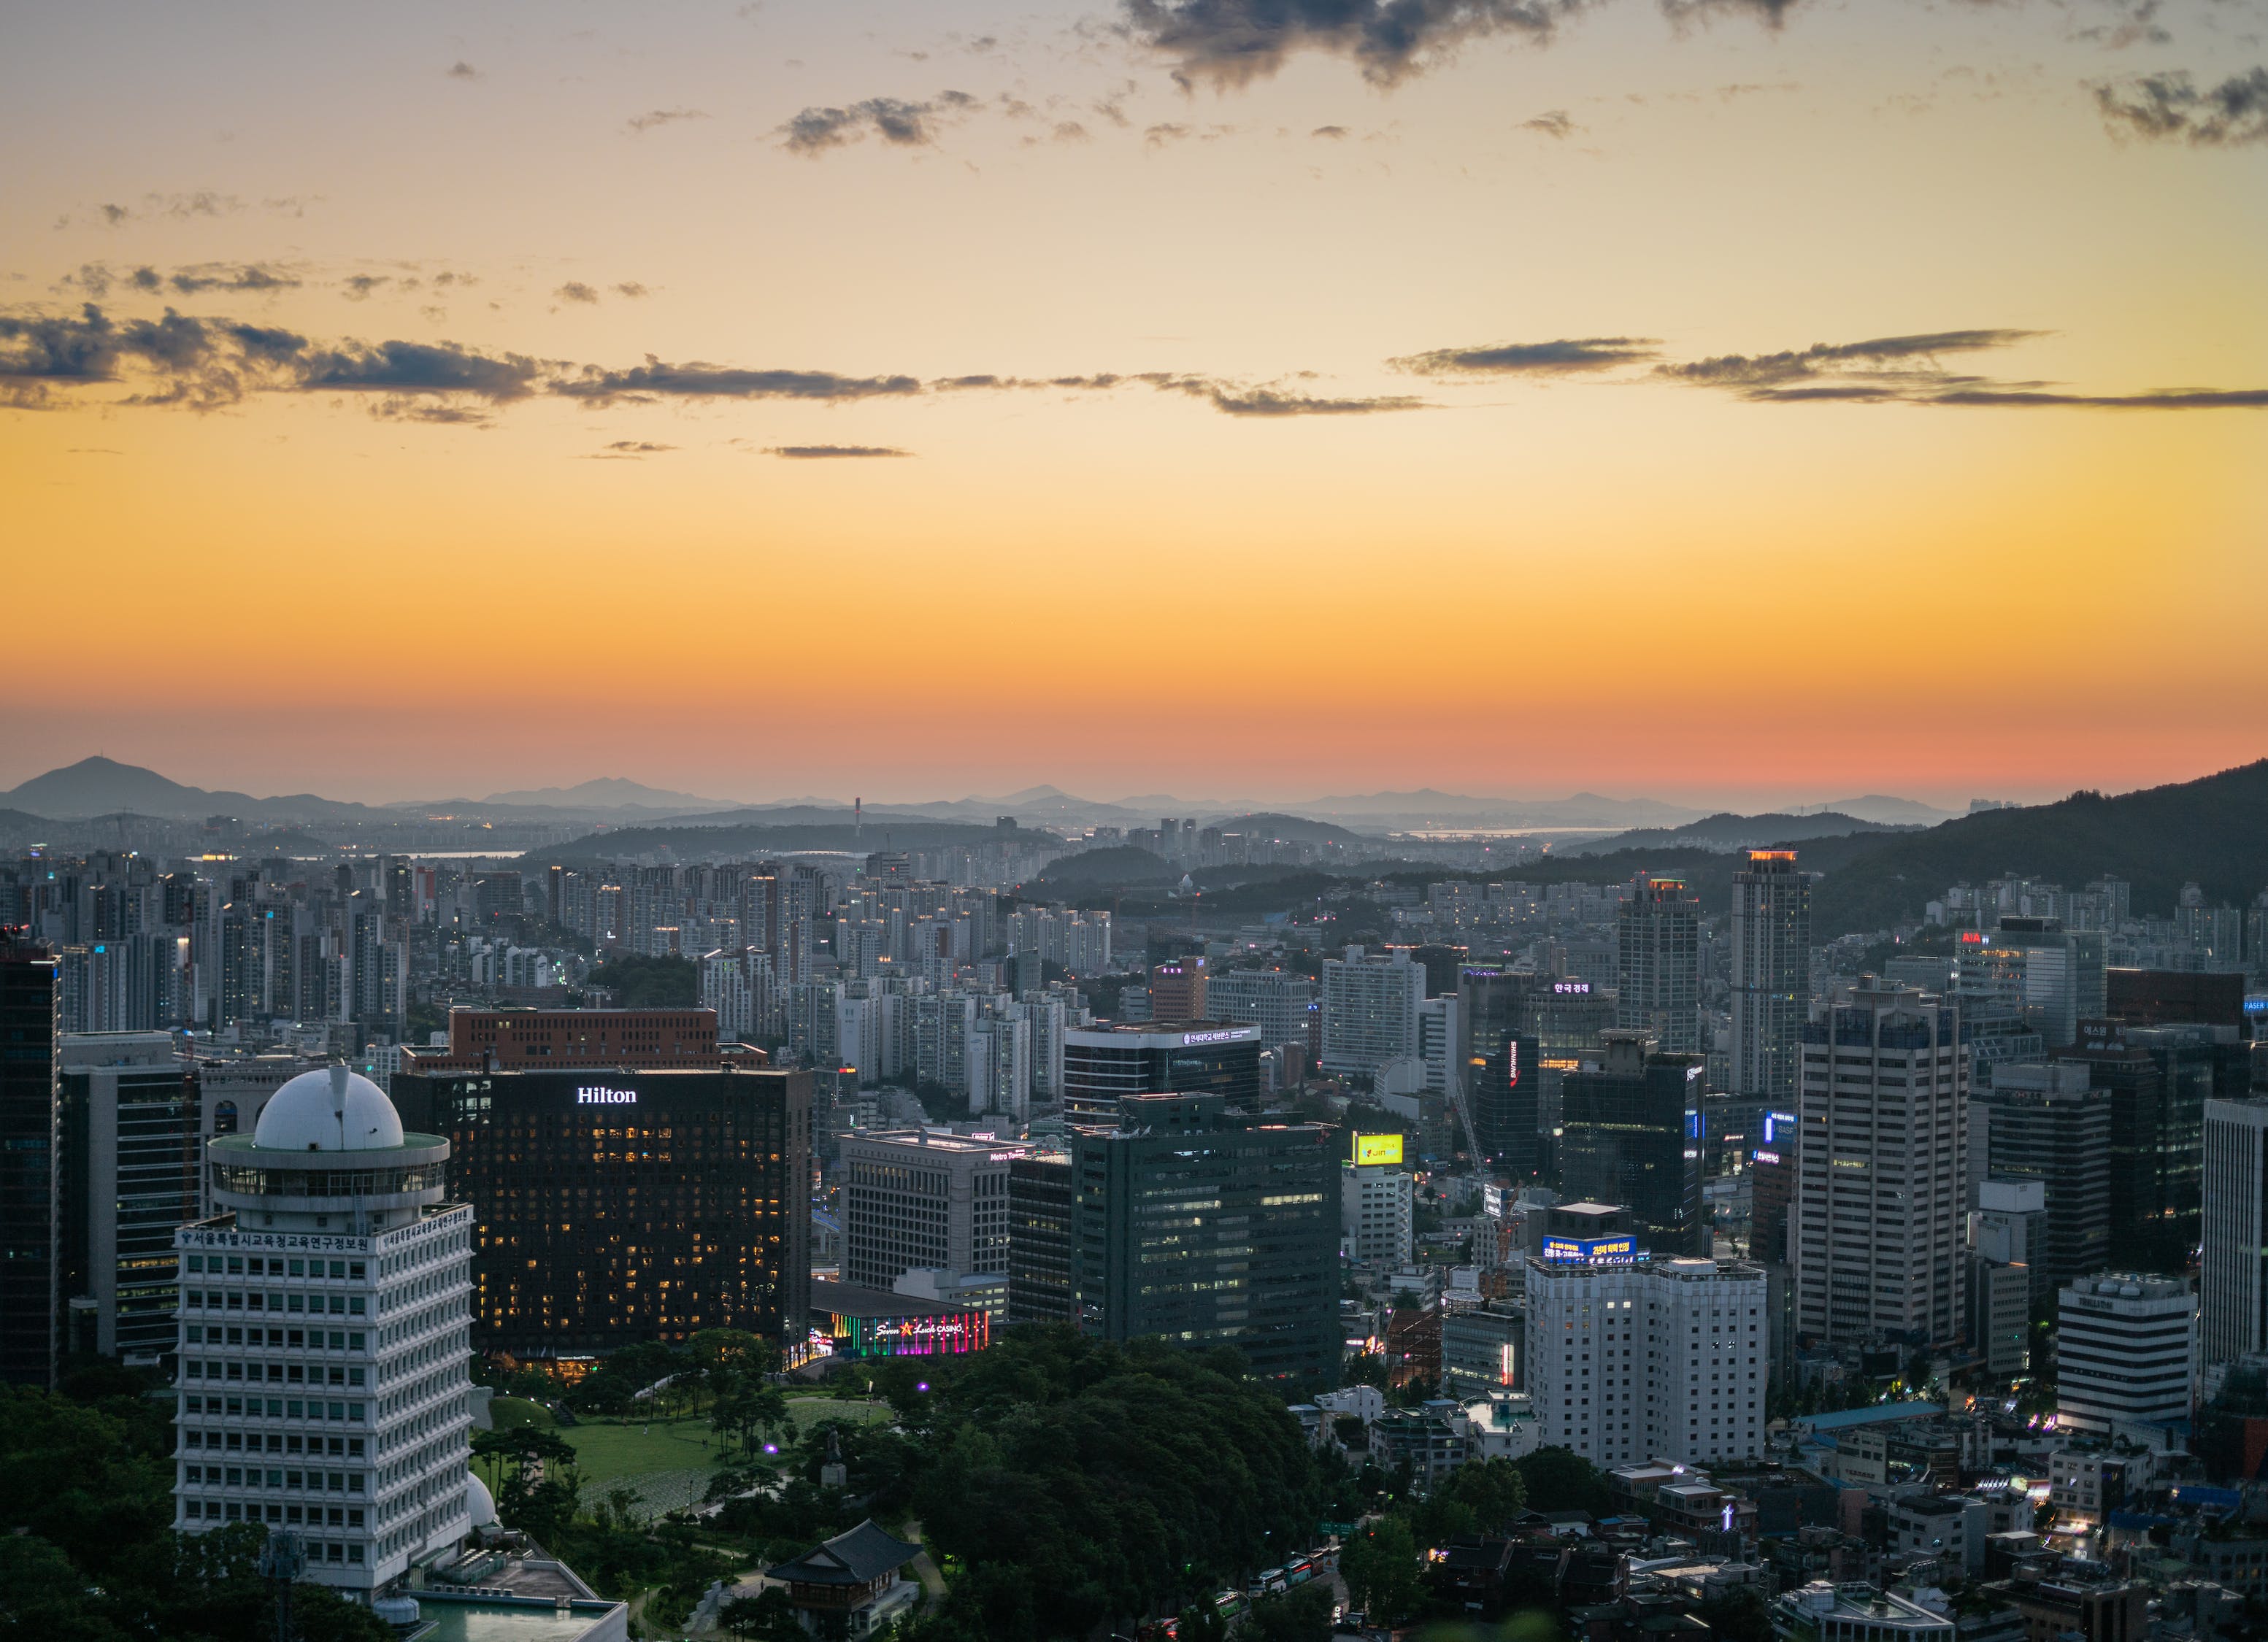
0, 1364, 391, 1642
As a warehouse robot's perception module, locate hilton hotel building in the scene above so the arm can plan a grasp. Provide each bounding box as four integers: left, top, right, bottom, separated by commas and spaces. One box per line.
391, 1064, 810, 1356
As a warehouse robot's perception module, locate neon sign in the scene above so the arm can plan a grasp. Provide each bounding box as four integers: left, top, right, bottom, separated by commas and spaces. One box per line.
1180, 1028, 1258, 1047
1541, 1236, 1640, 1265
577, 1087, 637, 1105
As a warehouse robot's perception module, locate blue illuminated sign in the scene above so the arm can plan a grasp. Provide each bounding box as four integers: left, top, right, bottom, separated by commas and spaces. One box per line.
1540, 1236, 1642, 1265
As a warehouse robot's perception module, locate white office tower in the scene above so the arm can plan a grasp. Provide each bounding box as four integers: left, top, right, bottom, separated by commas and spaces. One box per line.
2056, 1273, 2195, 1435
1321, 947, 1427, 1076
1208, 968, 1317, 1049
1791, 984, 1967, 1349
1524, 1252, 1768, 1468
1955, 917, 2104, 1048
1729, 851, 1811, 1114
174, 1065, 474, 1597
2201, 1098, 2268, 1370
1342, 1163, 1415, 1266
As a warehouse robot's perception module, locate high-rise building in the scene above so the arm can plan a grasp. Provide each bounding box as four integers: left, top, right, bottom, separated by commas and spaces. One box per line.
391, 1065, 810, 1354
841, 1130, 1023, 1292
1148, 956, 1208, 1022
1068, 1092, 1337, 1380
1060, 1021, 1261, 1128
1792, 984, 1967, 1348
1006, 1152, 1074, 1326
1617, 876, 1702, 1055
0, 931, 57, 1387
1749, 1132, 1796, 1266
1472, 1032, 1542, 1180
1968, 1064, 2111, 1290
55, 1032, 200, 1365
2056, 1273, 2194, 1435
1209, 968, 1317, 1051
1524, 1249, 1768, 1468
965, 1016, 1031, 1120
1957, 918, 2104, 1048
174, 1065, 474, 1591
1558, 1031, 1706, 1257
1342, 1160, 1414, 1266
1729, 851, 1812, 1132
2201, 1098, 2268, 1370
1320, 947, 1427, 1076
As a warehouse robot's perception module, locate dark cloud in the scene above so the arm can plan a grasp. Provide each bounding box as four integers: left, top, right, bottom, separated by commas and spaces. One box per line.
1658, 0, 1800, 31
627, 108, 708, 134
1120, 0, 1588, 88
447, 61, 481, 80
1656, 328, 2044, 390
341, 274, 389, 301
613, 282, 649, 298
1312, 123, 1349, 138
1145, 122, 1193, 144
766, 444, 912, 458
2094, 66, 2268, 147
1391, 336, 1658, 374
556, 282, 601, 304
1521, 109, 1577, 136
167, 263, 300, 295
296, 339, 542, 400
780, 91, 977, 154
552, 360, 923, 403
1140, 374, 1426, 415
588, 439, 677, 458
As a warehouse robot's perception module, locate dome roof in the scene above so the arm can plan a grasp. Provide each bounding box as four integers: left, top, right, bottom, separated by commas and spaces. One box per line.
252, 1066, 404, 1152
466, 1471, 499, 1530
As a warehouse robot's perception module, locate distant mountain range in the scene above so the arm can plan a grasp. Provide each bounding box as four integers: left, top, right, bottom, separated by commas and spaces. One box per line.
1559, 812, 1919, 857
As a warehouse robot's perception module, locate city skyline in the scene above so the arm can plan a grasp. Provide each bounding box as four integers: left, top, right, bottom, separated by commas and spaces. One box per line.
6, 1, 2266, 804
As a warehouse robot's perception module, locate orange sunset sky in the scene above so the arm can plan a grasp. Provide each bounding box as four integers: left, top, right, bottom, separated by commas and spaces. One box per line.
4, 0, 2264, 809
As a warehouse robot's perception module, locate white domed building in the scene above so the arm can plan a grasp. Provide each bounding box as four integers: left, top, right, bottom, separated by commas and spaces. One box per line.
174, 1063, 477, 1598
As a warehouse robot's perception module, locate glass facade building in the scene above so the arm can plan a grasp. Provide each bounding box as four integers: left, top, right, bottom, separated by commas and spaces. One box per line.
392, 1065, 810, 1354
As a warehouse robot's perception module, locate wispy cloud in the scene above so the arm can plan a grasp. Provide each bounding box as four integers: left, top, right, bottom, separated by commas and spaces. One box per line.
1521, 109, 1577, 137
1653, 328, 2045, 393
447, 61, 481, 80
779, 90, 978, 154
556, 282, 601, 304
553, 361, 923, 404
1392, 337, 1658, 374
626, 107, 708, 134
766, 444, 912, 458
2094, 66, 2268, 147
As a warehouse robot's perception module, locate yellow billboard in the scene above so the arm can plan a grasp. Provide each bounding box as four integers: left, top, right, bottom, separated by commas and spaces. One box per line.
1353, 1133, 1404, 1167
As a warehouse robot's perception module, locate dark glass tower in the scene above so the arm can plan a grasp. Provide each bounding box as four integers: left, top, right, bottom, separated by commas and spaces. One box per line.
0, 932, 58, 1386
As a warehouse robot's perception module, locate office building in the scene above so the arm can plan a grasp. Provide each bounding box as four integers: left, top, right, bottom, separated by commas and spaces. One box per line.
391, 1065, 810, 1354
2107, 969, 2247, 1030
174, 1065, 474, 1592
1148, 956, 1208, 1022
1069, 1092, 1337, 1380
1969, 1176, 2049, 1349
840, 1129, 1023, 1292
1442, 1303, 1523, 1395
1558, 1031, 1706, 1257
1750, 1132, 1796, 1265
1772, 1584, 1953, 1642
1969, 1064, 2111, 1289
1729, 851, 1812, 1131
399, 1006, 737, 1076
2074, 1020, 2225, 1264
1524, 1249, 1768, 1467
1617, 876, 1702, 1055
1320, 947, 1427, 1076
1, 932, 56, 1387
1060, 1020, 1261, 1128
1472, 1030, 1543, 1180
2201, 1098, 2268, 1370
2056, 1273, 2194, 1435
1006, 1152, 1074, 1326
1207, 968, 1317, 1052
1792, 984, 1967, 1348
1958, 918, 2104, 1048
1342, 1159, 1415, 1266
56, 1032, 199, 1364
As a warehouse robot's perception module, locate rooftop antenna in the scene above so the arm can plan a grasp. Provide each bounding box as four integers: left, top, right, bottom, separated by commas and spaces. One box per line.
855, 796, 862, 845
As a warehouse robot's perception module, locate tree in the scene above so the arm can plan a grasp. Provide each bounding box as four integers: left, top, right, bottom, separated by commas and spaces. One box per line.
1339, 1516, 1421, 1623
1438, 1457, 1527, 1534
1245, 1583, 1334, 1642
720, 1587, 806, 1641
1515, 1446, 1610, 1516
1175, 1597, 1230, 1642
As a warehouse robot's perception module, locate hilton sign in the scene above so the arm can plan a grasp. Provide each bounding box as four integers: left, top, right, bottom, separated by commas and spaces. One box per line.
576, 1086, 637, 1105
